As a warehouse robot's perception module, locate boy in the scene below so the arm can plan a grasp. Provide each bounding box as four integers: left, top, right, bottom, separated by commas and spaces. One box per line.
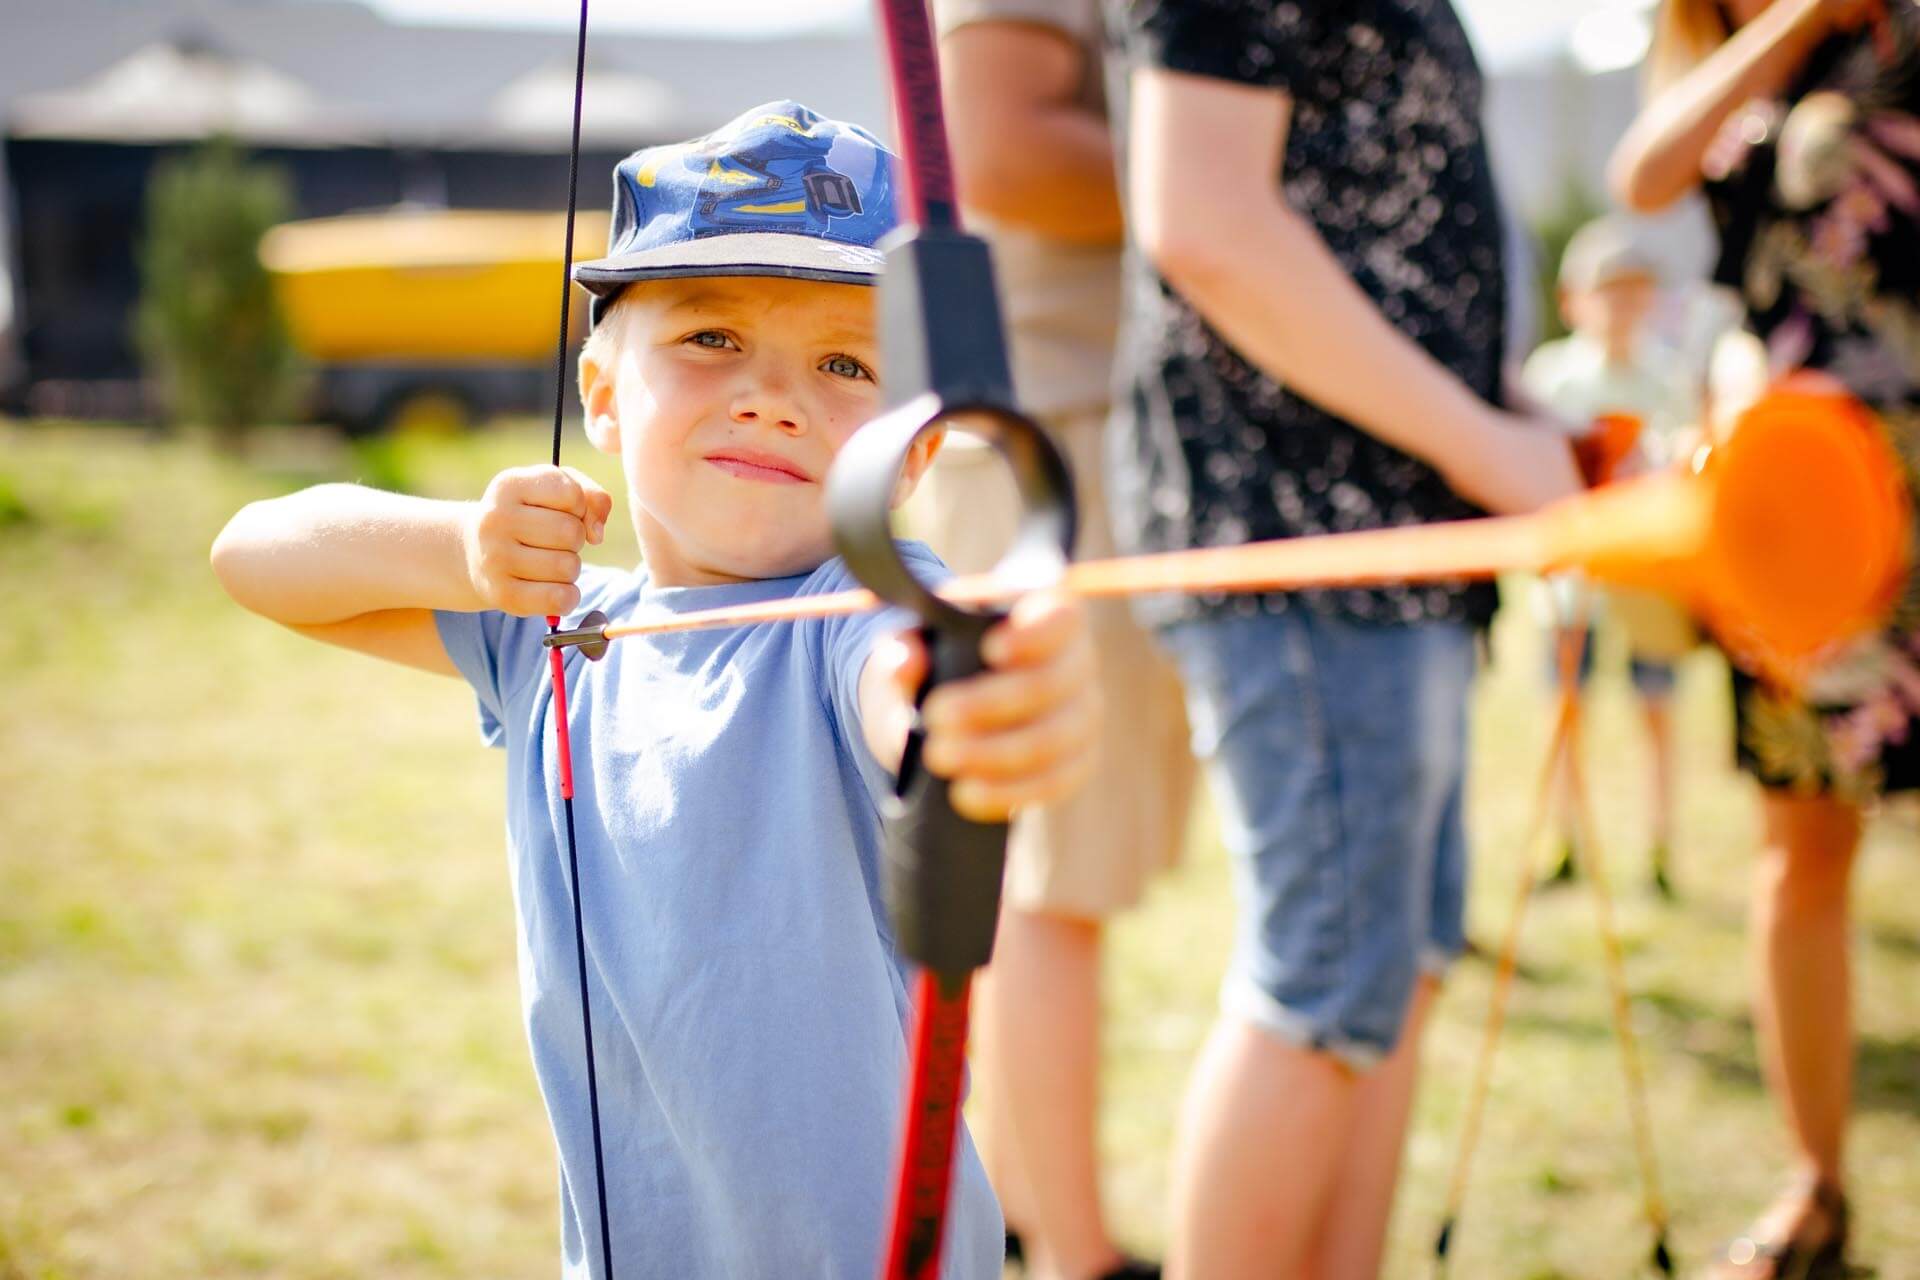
211, 102, 1099, 1278
1523, 216, 1701, 894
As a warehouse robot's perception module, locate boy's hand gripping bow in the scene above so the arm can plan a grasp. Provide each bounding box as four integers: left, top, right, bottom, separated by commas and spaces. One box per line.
828, 3, 1076, 1276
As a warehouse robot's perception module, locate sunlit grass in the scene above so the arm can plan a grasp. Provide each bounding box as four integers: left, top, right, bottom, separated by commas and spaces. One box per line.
1, 421, 1915, 1277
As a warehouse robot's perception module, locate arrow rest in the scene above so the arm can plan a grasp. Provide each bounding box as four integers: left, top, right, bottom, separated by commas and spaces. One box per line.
543, 609, 611, 660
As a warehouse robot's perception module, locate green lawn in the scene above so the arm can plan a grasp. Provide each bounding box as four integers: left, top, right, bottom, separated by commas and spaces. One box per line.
2, 421, 1916, 1279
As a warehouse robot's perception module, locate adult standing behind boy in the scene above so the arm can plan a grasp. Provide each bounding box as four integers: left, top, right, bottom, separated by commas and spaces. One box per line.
1523, 216, 1702, 895
922, 5, 1195, 1277
1109, 3, 1583, 1277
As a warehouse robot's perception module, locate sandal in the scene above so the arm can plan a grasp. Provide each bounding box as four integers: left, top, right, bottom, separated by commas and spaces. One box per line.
1710, 1180, 1850, 1279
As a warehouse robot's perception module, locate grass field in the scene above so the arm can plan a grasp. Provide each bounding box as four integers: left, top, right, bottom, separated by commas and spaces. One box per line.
2, 421, 1916, 1279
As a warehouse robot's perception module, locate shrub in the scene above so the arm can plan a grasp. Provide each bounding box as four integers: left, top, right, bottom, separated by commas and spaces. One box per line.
135, 137, 302, 449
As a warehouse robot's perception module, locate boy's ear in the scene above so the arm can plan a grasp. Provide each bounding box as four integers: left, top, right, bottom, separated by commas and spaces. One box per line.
579, 352, 621, 455
889, 425, 946, 508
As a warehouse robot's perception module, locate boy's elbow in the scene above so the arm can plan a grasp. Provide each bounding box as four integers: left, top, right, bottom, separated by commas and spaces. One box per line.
210, 505, 269, 612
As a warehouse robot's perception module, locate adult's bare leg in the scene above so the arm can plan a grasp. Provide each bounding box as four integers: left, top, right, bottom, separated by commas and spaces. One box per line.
1743, 791, 1860, 1239
983, 906, 1121, 1280
1306, 977, 1438, 1280
1167, 1016, 1357, 1280
970, 963, 1037, 1250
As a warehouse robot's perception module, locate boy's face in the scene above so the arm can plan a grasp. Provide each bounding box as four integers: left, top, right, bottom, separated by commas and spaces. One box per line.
582, 275, 936, 586
1561, 273, 1658, 354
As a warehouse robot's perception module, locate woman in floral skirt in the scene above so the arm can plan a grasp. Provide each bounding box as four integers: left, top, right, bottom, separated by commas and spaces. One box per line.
1612, 1, 1920, 1275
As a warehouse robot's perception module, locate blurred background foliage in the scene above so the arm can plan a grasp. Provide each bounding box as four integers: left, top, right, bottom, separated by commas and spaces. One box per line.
134, 138, 304, 449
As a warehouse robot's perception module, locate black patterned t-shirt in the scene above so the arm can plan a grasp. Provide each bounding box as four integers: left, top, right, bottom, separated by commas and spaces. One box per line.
1109, 0, 1506, 625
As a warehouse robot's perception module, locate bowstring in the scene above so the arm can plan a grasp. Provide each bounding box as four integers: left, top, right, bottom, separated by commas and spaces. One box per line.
544, 2, 616, 1276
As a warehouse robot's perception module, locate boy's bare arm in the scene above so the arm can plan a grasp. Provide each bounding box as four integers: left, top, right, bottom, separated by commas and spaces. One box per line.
211, 467, 610, 674
858, 592, 1100, 823
1128, 67, 1582, 516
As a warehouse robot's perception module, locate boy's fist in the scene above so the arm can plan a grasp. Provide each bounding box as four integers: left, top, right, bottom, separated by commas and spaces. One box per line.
883, 591, 1102, 823
463, 465, 612, 617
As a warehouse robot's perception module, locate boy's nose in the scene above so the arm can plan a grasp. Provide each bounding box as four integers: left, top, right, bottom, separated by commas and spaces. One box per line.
730, 382, 806, 435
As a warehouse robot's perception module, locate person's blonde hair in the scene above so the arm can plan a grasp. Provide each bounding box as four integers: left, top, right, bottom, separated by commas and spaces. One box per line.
1649, 0, 1733, 90
579, 287, 639, 393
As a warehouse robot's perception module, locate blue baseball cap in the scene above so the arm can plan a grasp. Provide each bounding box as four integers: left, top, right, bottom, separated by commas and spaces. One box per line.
574, 100, 898, 323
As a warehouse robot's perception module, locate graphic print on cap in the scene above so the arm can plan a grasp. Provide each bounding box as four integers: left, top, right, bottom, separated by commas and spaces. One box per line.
575, 100, 899, 317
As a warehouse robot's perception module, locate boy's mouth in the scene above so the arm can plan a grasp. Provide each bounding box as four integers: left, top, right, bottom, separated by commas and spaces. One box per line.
704, 448, 814, 485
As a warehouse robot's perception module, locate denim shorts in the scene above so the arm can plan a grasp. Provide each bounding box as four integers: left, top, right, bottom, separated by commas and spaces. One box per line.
1159, 609, 1474, 1070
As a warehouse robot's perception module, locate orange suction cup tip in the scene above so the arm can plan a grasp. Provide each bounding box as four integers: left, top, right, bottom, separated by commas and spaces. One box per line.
1699, 383, 1909, 670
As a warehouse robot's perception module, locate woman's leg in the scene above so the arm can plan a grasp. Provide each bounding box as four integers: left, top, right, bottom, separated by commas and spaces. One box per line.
1745, 790, 1860, 1232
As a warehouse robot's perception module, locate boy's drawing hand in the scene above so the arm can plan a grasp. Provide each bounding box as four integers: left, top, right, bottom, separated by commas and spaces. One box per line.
463, 465, 613, 617
878, 591, 1102, 823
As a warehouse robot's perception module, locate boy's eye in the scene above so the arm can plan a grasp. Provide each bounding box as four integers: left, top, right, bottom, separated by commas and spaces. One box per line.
820, 353, 874, 382
685, 330, 738, 351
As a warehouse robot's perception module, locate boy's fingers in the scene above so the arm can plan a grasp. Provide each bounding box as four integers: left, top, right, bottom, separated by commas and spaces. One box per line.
981, 591, 1080, 668
921, 640, 1091, 735
920, 691, 1099, 783
504, 545, 582, 586
499, 579, 580, 618
949, 750, 1096, 823
513, 506, 593, 553
515, 465, 592, 518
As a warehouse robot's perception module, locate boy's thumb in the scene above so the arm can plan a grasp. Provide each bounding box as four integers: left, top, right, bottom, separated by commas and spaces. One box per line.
880, 630, 929, 702
563, 467, 615, 542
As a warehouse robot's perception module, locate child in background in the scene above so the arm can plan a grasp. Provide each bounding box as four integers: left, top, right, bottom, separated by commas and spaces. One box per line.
210, 102, 1100, 1279
1523, 216, 1702, 895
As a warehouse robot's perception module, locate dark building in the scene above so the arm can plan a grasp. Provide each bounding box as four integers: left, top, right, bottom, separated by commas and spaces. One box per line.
0, 0, 888, 420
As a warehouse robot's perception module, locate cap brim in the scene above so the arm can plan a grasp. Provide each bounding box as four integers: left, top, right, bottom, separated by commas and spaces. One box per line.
575, 231, 883, 300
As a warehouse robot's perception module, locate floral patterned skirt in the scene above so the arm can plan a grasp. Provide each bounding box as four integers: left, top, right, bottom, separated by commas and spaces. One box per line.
1733, 403, 1920, 799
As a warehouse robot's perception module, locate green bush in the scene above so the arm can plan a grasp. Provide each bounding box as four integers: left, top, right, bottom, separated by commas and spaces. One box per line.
135, 137, 302, 449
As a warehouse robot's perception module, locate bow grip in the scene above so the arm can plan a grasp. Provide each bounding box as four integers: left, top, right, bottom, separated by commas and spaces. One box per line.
887, 614, 1008, 980
827, 395, 1075, 981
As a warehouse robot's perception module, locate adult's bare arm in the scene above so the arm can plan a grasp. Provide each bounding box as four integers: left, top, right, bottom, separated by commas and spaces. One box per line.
1609, 0, 1857, 212
1128, 67, 1580, 515
941, 19, 1123, 245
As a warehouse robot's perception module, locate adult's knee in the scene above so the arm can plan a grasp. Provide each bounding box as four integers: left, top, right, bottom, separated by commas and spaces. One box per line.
1755, 832, 1854, 922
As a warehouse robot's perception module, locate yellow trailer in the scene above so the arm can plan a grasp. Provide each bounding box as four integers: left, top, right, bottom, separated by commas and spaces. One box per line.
261, 207, 610, 364
259, 207, 611, 432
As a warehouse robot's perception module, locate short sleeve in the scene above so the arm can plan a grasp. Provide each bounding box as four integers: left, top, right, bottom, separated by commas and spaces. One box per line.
815, 543, 953, 806
433, 566, 627, 747
1120, 0, 1315, 90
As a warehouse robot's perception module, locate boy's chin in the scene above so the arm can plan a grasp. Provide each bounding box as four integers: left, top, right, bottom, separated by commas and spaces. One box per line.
700, 534, 836, 582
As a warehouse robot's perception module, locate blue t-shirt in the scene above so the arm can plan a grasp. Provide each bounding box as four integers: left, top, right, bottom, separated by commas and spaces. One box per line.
435, 545, 1002, 1279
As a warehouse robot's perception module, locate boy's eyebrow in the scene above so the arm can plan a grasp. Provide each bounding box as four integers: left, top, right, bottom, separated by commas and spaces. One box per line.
661, 289, 755, 316
661, 290, 876, 345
